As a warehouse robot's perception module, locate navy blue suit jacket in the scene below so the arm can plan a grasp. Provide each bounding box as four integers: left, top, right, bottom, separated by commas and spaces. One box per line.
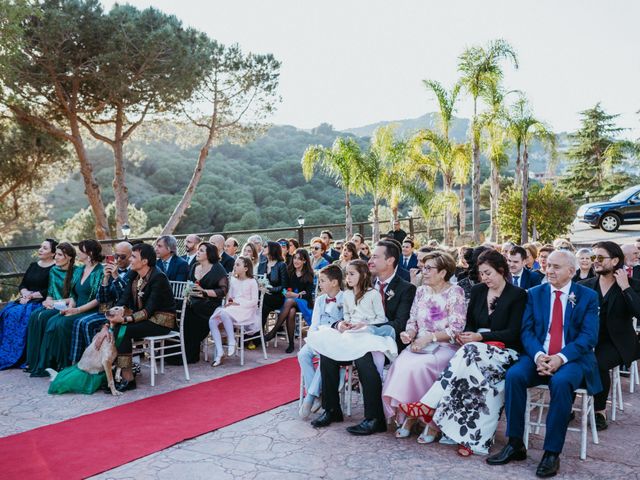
521, 282, 602, 394
158, 254, 189, 282
400, 253, 418, 271
515, 268, 543, 290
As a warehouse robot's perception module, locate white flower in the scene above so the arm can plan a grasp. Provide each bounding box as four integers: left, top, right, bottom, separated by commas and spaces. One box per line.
386, 289, 395, 300
568, 292, 577, 307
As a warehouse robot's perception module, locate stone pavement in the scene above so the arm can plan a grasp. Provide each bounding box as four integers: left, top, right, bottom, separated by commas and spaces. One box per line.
2, 345, 640, 480
570, 219, 640, 246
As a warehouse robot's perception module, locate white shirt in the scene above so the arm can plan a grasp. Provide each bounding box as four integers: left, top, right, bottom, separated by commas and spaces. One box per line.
511, 269, 524, 287
535, 282, 571, 364
375, 272, 396, 294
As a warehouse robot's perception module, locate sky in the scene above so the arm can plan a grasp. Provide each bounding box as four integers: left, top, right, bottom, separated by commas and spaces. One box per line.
100, 0, 640, 138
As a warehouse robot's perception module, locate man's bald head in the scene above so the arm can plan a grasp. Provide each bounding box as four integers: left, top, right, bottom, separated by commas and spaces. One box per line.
621, 243, 639, 267
114, 242, 132, 269
208, 234, 225, 252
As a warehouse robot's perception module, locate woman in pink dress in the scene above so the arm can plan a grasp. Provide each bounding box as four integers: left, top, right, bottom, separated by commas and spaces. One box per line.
381, 251, 466, 443
208, 256, 260, 366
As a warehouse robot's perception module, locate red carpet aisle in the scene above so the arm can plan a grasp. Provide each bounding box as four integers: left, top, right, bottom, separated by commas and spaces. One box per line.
0, 357, 299, 480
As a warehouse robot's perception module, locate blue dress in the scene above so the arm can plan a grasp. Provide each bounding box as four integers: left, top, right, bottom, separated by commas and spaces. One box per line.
0, 262, 53, 369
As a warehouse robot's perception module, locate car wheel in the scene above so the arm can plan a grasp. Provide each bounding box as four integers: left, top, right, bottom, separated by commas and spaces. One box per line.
600, 213, 620, 232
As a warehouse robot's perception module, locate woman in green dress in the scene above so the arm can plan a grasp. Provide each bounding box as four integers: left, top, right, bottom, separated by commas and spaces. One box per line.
25, 242, 80, 374
30, 240, 103, 377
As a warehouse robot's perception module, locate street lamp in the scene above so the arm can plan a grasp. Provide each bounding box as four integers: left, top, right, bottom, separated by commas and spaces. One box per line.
121, 224, 131, 240
297, 215, 305, 246
408, 209, 414, 219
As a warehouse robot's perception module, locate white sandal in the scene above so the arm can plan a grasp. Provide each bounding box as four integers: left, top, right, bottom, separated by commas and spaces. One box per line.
395, 418, 415, 438
417, 425, 441, 444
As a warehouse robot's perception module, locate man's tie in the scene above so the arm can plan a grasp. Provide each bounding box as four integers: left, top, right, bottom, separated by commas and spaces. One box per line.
512, 275, 520, 287
627, 265, 633, 278
548, 290, 564, 355
163, 259, 169, 272
378, 282, 387, 308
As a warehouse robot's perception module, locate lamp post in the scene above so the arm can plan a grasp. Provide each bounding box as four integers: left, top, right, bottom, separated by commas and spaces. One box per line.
121, 224, 131, 241
297, 215, 305, 246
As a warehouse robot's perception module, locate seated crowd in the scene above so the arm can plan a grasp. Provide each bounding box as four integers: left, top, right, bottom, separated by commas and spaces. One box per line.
1, 229, 640, 478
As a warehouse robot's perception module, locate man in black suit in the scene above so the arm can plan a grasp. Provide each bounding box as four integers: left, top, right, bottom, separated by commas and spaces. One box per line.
181, 234, 201, 267
155, 235, 189, 282
621, 243, 640, 279
209, 234, 235, 273
400, 238, 418, 271
311, 240, 416, 435
387, 219, 407, 244
579, 241, 640, 430
508, 245, 543, 290
321, 230, 341, 262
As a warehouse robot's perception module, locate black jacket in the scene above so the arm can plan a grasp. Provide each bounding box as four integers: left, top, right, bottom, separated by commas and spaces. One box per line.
257, 260, 289, 295
465, 282, 528, 351
220, 252, 235, 274
579, 276, 640, 365
117, 268, 176, 319
378, 275, 417, 352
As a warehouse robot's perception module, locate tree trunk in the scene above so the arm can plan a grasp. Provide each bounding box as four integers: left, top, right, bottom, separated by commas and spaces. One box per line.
345, 190, 353, 239
515, 142, 522, 186
112, 106, 129, 236
459, 185, 466, 234
69, 118, 110, 240
471, 103, 481, 243
490, 161, 499, 242
372, 199, 380, 243
161, 131, 214, 235
520, 144, 530, 243
443, 180, 452, 246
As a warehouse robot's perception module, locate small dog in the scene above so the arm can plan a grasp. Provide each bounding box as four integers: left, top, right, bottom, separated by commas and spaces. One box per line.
47, 307, 123, 396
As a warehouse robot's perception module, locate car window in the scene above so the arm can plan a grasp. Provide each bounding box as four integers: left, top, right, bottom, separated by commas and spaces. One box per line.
610, 186, 640, 202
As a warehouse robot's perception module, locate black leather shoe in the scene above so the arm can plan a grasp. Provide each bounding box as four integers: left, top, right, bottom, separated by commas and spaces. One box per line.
310, 409, 343, 428
114, 378, 137, 392
536, 451, 560, 478
595, 412, 608, 431
486, 443, 527, 465
346, 418, 387, 436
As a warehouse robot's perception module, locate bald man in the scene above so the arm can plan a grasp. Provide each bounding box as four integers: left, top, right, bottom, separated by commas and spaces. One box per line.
209, 234, 235, 273
621, 243, 640, 279
182, 234, 202, 266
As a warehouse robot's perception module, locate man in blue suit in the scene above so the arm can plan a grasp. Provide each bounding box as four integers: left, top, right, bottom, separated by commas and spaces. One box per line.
155, 235, 189, 282
400, 239, 418, 271
487, 250, 601, 478
508, 245, 543, 289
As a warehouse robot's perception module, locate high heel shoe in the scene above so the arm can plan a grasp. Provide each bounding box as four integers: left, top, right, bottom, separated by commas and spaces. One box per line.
211, 356, 223, 367
285, 344, 295, 354
417, 425, 441, 444
398, 402, 435, 424
395, 418, 416, 438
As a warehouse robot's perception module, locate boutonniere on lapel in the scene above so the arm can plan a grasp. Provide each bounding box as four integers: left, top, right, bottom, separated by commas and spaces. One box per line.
568, 292, 577, 307
386, 289, 395, 300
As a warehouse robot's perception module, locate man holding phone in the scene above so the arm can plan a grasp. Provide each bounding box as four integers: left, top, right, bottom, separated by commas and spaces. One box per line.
69, 242, 133, 363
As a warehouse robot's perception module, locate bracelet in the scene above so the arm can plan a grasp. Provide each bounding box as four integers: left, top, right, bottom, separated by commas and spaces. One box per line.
431, 332, 437, 343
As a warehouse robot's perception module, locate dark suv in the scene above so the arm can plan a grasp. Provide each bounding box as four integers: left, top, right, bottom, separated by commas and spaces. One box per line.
576, 185, 640, 232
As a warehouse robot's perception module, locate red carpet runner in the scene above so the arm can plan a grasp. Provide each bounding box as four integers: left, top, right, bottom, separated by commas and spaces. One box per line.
0, 357, 299, 479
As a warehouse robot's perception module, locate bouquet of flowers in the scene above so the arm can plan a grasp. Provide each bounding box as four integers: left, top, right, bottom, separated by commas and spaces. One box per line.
257, 276, 272, 293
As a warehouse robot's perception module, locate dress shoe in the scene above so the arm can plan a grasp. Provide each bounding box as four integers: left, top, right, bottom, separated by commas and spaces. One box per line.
346, 418, 387, 436
310, 409, 343, 428
114, 378, 137, 392
536, 451, 560, 478
595, 412, 608, 431
486, 443, 527, 465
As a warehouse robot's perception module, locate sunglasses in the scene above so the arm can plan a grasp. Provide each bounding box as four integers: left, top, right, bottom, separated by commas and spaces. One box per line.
278, 242, 288, 247
590, 255, 611, 262
114, 254, 128, 260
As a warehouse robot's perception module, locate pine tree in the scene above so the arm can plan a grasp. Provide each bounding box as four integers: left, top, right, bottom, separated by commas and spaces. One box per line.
561, 103, 628, 198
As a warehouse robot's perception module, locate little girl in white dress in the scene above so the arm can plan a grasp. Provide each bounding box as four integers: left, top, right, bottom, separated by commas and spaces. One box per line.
305, 260, 397, 378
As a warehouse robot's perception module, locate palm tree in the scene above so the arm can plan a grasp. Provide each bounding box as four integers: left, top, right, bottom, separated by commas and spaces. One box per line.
301, 137, 364, 239
506, 94, 556, 243
480, 82, 512, 242
458, 39, 518, 243
409, 130, 471, 245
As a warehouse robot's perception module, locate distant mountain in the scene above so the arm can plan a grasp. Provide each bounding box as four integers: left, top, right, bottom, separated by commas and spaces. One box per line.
344, 113, 471, 141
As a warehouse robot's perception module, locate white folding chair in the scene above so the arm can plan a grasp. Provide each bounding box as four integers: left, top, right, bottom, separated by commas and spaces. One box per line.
524, 385, 598, 460
299, 362, 356, 416
233, 285, 268, 366
132, 280, 190, 386
610, 366, 623, 420
272, 310, 306, 351
630, 360, 639, 393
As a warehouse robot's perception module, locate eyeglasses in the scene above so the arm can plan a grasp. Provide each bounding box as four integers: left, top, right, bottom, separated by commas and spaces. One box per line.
312, 246, 322, 251
278, 242, 288, 247
590, 255, 611, 262
114, 254, 128, 260
422, 265, 437, 272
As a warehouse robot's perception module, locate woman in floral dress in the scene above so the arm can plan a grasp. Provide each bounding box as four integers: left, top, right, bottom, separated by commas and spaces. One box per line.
417, 249, 527, 456
381, 251, 466, 443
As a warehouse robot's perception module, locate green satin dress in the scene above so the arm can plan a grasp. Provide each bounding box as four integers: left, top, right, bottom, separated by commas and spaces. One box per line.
30, 264, 102, 377
25, 265, 81, 373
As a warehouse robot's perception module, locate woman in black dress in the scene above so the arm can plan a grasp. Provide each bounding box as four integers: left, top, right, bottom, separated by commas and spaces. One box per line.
264, 248, 315, 353
183, 242, 228, 363
0, 239, 57, 369
258, 241, 289, 329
